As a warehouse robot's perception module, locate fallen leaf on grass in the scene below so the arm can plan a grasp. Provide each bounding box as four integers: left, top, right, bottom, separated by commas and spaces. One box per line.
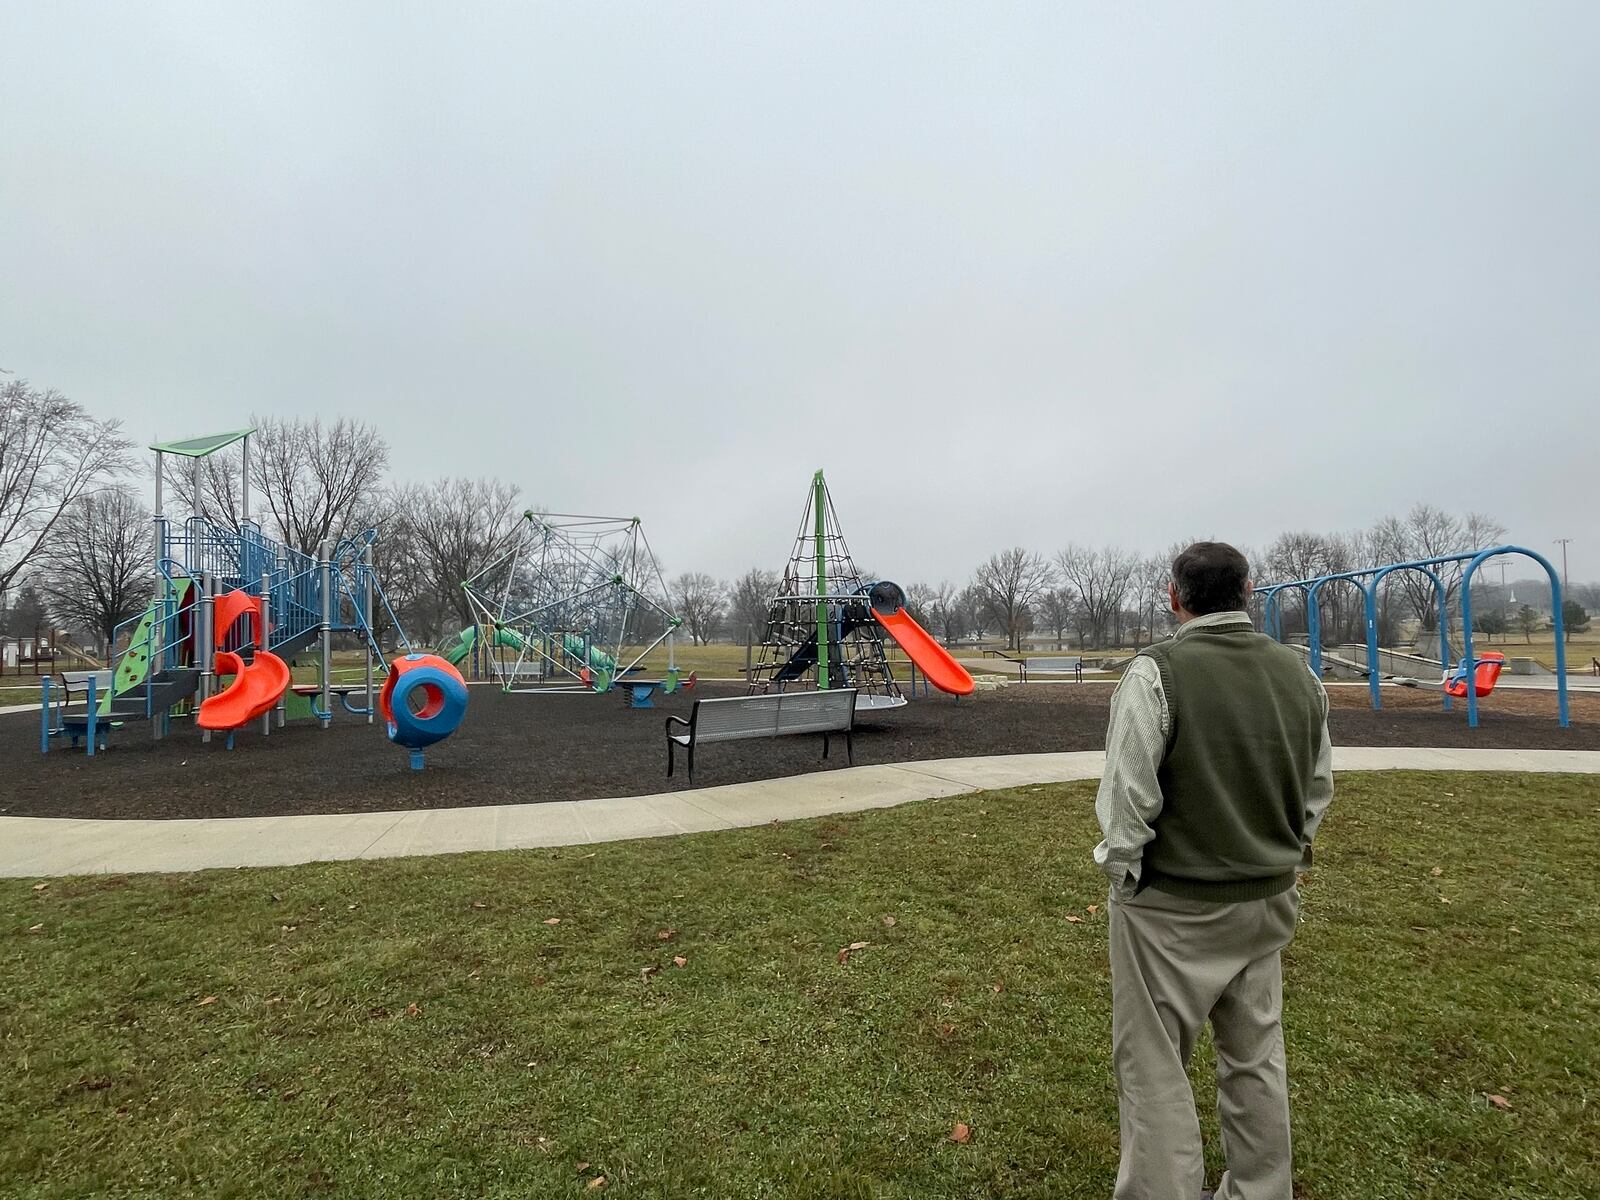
576, 1161, 589, 1172
31, 882, 48, 892
1430, 867, 1443, 877
27, 923, 43, 934
881, 915, 897, 927
1065, 915, 1083, 924
1439, 897, 1452, 905
1086, 904, 1100, 915
1486, 1093, 1513, 1111
672, 956, 687, 968
848, 941, 870, 950
990, 983, 1003, 995
470, 901, 488, 910
543, 918, 562, 926
640, 965, 661, 982
403, 1003, 422, 1017
587, 1176, 607, 1189
949, 1122, 973, 1144
657, 928, 676, 941
198, 995, 218, 1006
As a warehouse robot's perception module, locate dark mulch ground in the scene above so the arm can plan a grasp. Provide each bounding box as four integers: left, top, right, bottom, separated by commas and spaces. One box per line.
3, 682, 1594, 821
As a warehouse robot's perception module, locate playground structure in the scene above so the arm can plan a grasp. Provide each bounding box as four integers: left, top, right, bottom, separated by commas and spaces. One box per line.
456, 510, 684, 695
39, 428, 467, 765
748, 471, 975, 708
1256, 544, 1568, 728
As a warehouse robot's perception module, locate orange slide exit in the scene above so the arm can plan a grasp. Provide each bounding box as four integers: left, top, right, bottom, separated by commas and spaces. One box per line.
196, 589, 291, 732
872, 607, 976, 696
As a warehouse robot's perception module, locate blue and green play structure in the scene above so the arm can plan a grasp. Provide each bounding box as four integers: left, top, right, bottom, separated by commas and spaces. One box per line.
443, 623, 619, 691
101, 576, 194, 715
42, 425, 467, 767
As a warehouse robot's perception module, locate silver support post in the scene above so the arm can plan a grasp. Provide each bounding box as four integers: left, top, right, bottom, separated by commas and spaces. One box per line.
259, 571, 272, 738
362, 544, 375, 724
240, 433, 250, 524
200, 572, 215, 743
319, 538, 334, 730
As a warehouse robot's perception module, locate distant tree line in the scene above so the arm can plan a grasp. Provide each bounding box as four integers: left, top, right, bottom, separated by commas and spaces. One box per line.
2, 377, 1591, 658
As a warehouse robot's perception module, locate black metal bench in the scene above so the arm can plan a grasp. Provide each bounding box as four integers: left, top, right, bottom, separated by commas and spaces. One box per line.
1021, 655, 1084, 682
665, 689, 858, 782
987, 652, 1085, 682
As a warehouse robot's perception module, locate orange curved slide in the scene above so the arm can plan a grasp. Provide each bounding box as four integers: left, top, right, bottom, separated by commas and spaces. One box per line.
873, 607, 976, 696
198, 650, 291, 731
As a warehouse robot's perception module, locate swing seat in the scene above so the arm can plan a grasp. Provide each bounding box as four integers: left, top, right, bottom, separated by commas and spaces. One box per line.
1444, 651, 1504, 698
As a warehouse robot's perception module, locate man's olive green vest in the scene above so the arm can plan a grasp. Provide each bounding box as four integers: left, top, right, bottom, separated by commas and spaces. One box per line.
1137, 618, 1324, 902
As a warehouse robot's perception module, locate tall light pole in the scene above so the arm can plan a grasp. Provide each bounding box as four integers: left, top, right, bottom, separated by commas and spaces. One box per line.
1555, 538, 1573, 645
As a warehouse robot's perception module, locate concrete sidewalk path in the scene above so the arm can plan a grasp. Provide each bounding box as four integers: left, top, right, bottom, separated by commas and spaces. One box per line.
4, 747, 1598, 879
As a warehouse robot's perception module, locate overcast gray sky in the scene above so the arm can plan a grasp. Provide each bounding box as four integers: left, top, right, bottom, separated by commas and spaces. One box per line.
4, 2, 1596, 584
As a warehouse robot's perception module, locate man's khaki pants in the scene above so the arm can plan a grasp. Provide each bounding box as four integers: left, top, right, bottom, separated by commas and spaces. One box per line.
1109, 885, 1299, 1200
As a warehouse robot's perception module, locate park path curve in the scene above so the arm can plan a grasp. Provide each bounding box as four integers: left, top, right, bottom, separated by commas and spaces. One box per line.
3, 747, 1598, 878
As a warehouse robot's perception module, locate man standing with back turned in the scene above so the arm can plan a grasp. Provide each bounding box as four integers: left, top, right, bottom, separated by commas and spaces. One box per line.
1095, 542, 1333, 1200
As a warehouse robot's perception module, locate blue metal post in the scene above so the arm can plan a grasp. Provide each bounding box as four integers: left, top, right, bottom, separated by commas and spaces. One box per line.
1363, 579, 1383, 710
86, 675, 97, 758
39, 677, 52, 754
1306, 583, 1325, 678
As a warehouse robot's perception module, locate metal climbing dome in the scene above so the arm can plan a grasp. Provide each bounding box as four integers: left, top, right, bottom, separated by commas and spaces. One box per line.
460, 511, 680, 691
747, 471, 907, 710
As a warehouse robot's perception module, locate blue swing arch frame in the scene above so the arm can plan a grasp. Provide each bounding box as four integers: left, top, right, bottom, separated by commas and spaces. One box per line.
1256, 545, 1568, 729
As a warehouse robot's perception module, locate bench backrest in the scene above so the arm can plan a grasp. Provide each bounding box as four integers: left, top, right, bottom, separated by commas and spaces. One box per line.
60, 670, 114, 695
691, 689, 857, 743
1027, 656, 1082, 671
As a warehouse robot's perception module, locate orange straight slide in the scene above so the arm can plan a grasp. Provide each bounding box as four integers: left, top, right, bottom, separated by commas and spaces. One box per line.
197, 650, 291, 731
872, 607, 976, 696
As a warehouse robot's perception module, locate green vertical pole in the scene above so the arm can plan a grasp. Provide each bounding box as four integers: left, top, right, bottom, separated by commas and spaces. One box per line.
813, 470, 829, 690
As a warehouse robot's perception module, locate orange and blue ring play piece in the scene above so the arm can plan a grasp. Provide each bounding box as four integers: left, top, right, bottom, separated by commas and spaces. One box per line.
379, 653, 468, 769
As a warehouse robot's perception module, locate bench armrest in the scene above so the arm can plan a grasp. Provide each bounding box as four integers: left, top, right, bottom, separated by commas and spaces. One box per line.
665, 715, 691, 734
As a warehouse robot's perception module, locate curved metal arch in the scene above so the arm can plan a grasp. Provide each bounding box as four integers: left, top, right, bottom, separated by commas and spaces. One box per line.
1460, 545, 1567, 728
1259, 582, 1308, 644
1304, 572, 1371, 679
1361, 562, 1451, 711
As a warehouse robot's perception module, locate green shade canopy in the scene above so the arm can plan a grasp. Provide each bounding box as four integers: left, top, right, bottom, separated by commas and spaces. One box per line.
149, 428, 254, 458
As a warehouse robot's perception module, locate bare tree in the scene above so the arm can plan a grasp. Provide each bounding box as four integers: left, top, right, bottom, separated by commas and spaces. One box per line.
36, 487, 151, 652
386, 477, 524, 636
1132, 555, 1172, 647
671, 572, 725, 645
1054, 544, 1137, 649
973, 548, 1055, 650
958, 583, 990, 643
903, 581, 937, 626
1369, 504, 1505, 634
1037, 586, 1077, 650
0, 380, 134, 598
727, 567, 779, 643
251, 417, 390, 554
928, 580, 962, 645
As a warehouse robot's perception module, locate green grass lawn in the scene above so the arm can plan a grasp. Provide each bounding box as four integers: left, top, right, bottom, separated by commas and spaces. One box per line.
4, 772, 1599, 1199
